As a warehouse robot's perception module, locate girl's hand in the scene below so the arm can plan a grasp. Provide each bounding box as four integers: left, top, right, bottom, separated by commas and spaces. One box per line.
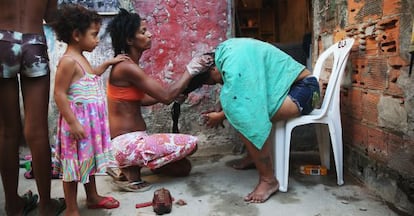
202, 111, 225, 129
69, 121, 86, 141
110, 54, 131, 65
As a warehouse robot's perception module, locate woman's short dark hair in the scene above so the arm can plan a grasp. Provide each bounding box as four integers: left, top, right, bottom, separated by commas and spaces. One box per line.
50, 4, 101, 44
106, 8, 142, 55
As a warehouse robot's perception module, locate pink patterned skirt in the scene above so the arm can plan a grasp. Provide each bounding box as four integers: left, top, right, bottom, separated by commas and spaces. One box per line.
111, 131, 198, 169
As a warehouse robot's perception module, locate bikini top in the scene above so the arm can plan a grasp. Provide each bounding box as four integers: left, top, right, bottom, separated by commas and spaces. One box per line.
107, 81, 145, 101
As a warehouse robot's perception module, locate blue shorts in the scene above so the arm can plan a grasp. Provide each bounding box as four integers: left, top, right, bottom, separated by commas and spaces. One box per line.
288, 76, 320, 115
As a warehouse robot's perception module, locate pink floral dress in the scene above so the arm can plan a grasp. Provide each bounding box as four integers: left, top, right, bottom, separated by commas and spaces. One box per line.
53, 57, 114, 183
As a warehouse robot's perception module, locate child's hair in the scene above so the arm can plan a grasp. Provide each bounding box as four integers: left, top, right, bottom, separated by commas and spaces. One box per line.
49, 4, 101, 43
106, 8, 142, 56
171, 52, 215, 133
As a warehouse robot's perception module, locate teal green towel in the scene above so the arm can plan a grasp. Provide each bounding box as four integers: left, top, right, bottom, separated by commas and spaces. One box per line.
215, 38, 305, 149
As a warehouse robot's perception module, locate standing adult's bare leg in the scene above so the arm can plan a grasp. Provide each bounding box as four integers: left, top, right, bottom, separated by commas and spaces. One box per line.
0, 78, 27, 215
241, 133, 279, 203
20, 75, 64, 215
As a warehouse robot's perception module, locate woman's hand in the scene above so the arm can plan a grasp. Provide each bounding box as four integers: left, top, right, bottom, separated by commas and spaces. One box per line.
202, 111, 225, 129
186, 54, 214, 77
69, 121, 86, 141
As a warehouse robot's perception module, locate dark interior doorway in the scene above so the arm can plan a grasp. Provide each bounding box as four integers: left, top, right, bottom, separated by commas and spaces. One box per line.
235, 0, 313, 66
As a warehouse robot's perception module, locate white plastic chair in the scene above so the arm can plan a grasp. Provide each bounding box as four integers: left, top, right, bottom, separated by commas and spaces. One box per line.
273, 38, 355, 192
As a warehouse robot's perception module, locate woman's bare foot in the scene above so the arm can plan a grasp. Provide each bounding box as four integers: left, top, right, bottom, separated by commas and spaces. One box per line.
227, 156, 256, 170
244, 178, 279, 203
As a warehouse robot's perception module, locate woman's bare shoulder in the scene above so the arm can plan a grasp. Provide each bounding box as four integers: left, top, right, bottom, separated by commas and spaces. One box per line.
111, 60, 147, 82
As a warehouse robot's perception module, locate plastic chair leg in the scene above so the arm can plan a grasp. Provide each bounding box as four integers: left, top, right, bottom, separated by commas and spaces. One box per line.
316, 124, 331, 169
275, 121, 288, 192
329, 119, 344, 185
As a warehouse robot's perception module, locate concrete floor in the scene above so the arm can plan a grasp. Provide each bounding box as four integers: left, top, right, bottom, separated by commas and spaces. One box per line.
0, 151, 400, 216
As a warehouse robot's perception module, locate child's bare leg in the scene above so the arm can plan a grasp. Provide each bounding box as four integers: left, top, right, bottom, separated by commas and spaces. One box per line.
84, 176, 119, 208
63, 181, 79, 216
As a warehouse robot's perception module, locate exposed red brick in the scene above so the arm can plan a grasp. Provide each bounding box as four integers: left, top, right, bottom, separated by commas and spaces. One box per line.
361, 57, 387, 90
385, 68, 404, 97
367, 127, 388, 159
387, 56, 408, 68
343, 119, 369, 149
341, 88, 363, 120
362, 92, 379, 125
377, 18, 400, 55
364, 38, 379, 56
333, 29, 348, 42
347, 0, 364, 25
382, 0, 402, 17
351, 58, 367, 88
342, 114, 352, 145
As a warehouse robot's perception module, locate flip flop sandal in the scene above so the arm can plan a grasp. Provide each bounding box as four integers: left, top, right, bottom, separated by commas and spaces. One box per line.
52, 198, 66, 215
87, 196, 120, 209
106, 167, 127, 181
22, 190, 38, 215
111, 180, 152, 192
24, 169, 34, 179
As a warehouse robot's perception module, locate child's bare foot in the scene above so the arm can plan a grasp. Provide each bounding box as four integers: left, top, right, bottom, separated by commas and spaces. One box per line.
226, 156, 256, 170
244, 178, 279, 203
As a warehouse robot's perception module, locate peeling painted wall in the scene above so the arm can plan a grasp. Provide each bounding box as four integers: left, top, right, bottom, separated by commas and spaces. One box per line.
312, 0, 414, 213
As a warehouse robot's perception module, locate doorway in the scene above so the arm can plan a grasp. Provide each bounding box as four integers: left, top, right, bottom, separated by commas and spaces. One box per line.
234, 0, 313, 66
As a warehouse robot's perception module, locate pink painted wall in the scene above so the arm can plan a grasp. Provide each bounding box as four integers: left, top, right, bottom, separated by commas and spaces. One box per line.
132, 0, 229, 85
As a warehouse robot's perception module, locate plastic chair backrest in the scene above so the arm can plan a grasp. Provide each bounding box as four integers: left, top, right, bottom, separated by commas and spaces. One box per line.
312, 38, 355, 117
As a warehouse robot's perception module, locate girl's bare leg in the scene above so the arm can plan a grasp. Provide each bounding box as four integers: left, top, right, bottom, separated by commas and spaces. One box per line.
63, 181, 79, 216
84, 176, 119, 208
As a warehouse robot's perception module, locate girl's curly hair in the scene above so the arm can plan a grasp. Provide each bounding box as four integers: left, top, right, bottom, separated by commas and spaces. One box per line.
49, 4, 101, 44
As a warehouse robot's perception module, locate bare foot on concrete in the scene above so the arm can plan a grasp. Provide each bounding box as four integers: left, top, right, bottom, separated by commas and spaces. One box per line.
244, 178, 279, 203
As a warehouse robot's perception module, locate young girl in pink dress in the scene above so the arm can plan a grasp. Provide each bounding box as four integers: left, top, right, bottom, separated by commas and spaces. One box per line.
50, 4, 129, 215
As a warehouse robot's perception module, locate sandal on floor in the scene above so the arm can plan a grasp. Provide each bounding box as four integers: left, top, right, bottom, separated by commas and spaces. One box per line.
111, 180, 152, 192
87, 196, 120, 209
106, 167, 127, 181
24, 169, 34, 179
52, 198, 66, 215
22, 190, 38, 215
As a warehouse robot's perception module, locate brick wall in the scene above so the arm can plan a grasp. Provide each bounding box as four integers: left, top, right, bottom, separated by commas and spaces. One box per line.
313, 0, 414, 213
